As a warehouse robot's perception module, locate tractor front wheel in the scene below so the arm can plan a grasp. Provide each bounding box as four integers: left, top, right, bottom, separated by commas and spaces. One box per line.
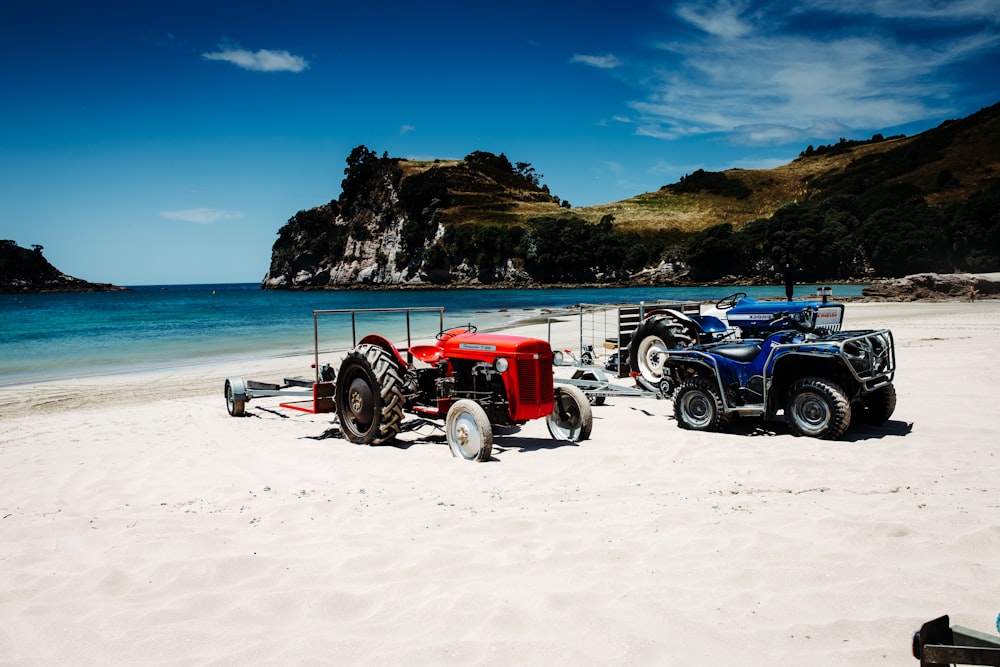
785, 377, 851, 439
673, 377, 730, 432
446, 400, 493, 462
547, 385, 593, 441
336, 344, 405, 445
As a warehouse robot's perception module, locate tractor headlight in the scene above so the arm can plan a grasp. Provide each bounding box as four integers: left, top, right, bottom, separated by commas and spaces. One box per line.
495, 357, 509, 373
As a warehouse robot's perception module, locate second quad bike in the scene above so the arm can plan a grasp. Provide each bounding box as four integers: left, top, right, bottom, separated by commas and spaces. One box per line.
225, 309, 592, 462
628, 290, 846, 390
631, 308, 896, 440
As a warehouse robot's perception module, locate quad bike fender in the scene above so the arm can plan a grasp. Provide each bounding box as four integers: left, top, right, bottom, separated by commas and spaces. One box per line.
357, 334, 409, 369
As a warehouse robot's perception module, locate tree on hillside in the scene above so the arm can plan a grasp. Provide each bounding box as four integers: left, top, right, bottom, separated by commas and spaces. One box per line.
861, 198, 950, 276
684, 223, 746, 280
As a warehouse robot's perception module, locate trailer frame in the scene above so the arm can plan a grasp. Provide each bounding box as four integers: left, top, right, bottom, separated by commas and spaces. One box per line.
224, 307, 444, 416
549, 300, 702, 403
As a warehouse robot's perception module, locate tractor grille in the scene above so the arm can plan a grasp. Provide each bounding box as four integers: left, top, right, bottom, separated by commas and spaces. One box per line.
517, 357, 554, 405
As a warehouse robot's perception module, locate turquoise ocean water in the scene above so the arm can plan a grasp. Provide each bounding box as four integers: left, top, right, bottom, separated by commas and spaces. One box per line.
0, 282, 866, 386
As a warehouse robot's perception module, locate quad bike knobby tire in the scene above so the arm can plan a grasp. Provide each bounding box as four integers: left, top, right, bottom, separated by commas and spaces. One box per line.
445, 399, 493, 462
547, 385, 593, 441
336, 344, 405, 445
784, 376, 851, 440
629, 314, 696, 385
673, 377, 731, 432
855, 383, 897, 425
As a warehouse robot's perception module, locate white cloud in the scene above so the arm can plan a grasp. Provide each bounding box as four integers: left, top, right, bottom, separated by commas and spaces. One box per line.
616, 0, 1000, 145
569, 53, 623, 69
675, 0, 755, 38
161, 208, 244, 224
400, 124, 415, 135
804, 0, 1000, 23
202, 44, 308, 72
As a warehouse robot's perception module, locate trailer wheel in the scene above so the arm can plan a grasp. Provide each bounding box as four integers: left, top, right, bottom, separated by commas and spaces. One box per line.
547, 385, 593, 441
224, 377, 246, 417
785, 377, 851, 439
855, 383, 896, 425
628, 314, 694, 385
336, 344, 405, 445
446, 400, 493, 462
674, 377, 730, 432
573, 369, 605, 406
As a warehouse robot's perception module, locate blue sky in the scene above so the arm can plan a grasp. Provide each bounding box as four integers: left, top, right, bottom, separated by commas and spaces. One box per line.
2, 0, 999, 285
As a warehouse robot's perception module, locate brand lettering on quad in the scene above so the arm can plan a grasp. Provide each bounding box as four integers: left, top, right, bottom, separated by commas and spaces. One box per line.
459, 343, 497, 352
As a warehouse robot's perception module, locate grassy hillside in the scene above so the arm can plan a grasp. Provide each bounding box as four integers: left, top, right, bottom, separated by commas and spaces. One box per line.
415, 101, 999, 238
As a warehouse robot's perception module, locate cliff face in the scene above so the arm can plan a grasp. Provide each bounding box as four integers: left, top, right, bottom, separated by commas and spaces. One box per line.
0, 241, 124, 293
261, 148, 565, 289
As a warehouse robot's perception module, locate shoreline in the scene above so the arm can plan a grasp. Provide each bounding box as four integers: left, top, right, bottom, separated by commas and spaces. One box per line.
0, 300, 988, 411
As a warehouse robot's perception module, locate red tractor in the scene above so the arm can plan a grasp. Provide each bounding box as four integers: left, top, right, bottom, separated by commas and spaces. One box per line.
225, 312, 592, 462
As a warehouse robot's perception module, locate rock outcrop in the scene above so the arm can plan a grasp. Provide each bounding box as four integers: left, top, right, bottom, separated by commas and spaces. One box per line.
861, 272, 1000, 300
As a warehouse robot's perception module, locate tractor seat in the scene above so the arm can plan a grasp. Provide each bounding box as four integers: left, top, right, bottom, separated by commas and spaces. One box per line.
710, 343, 762, 362
410, 344, 444, 364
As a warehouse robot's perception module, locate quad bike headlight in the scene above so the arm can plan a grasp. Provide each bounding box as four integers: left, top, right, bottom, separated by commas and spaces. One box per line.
495, 357, 509, 372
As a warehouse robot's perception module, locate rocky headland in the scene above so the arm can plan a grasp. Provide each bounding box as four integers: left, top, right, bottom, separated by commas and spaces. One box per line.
0, 240, 125, 293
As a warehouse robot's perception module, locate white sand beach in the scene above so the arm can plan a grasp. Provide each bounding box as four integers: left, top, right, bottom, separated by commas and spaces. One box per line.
1, 300, 998, 665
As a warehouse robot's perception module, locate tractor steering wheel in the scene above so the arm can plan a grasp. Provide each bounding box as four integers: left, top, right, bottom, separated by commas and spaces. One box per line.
716, 292, 747, 310
436, 324, 478, 340
771, 309, 816, 334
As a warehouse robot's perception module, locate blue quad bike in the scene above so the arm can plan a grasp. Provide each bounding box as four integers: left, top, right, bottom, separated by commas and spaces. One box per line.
628, 295, 896, 440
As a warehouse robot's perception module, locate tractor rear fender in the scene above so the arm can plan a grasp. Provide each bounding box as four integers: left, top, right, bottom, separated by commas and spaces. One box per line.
643, 308, 726, 338
358, 334, 409, 369
689, 314, 728, 337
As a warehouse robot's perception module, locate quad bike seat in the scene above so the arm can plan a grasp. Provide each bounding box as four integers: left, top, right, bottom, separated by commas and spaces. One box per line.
708, 343, 762, 362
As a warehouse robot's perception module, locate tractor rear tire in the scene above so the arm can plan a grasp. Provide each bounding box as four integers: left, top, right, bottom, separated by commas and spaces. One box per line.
855, 383, 897, 425
547, 385, 593, 441
629, 313, 695, 385
336, 344, 405, 445
785, 377, 851, 440
446, 400, 493, 462
673, 377, 731, 432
